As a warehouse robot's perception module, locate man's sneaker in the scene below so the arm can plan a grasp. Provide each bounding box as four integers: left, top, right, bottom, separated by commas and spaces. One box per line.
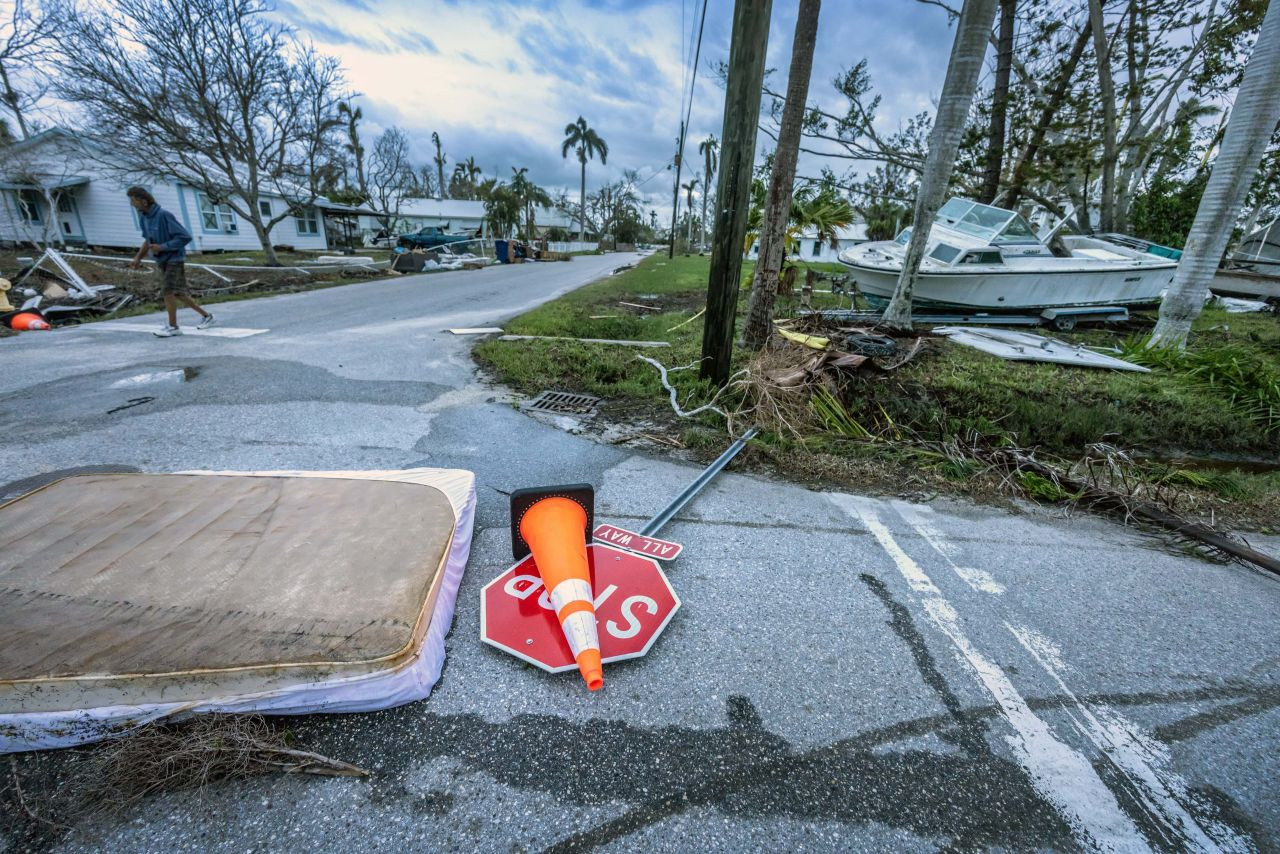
154, 325, 182, 338
196, 314, 216, 330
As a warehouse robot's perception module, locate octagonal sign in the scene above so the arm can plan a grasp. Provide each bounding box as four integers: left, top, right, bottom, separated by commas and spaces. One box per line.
481, 543, 681, 673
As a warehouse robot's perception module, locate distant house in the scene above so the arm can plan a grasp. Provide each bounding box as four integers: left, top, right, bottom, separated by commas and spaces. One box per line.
746, 223, 869, 263
358, 198, 590, 242
360, 198, 489, 239
0, 127, 351, 253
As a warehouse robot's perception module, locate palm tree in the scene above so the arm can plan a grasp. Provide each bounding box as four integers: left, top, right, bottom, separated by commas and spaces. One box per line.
338, 101, 366, 198
698, 136, 718, 250
682, 176, 700, 246
510, 167, 553, 239
562, 117, 608, 243
742, 0, 821, 350
881, 0, 999, 331
1149, 0, 1280, 350
431, 132, 446, 200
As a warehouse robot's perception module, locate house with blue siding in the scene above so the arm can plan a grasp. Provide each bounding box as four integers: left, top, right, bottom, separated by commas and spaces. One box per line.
0, 128, 343, 252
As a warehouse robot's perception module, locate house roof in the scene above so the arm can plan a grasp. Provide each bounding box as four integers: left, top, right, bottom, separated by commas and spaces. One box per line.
0, 175, 90, 191
793, 223, 868, 242
396, 198, 488, 220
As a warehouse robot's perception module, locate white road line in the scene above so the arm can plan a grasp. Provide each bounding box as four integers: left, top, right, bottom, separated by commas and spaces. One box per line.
891, 500, 1006, 594
830, 494, 1152, 853
1009, 625, 1248, 853
84, 323, 268, 338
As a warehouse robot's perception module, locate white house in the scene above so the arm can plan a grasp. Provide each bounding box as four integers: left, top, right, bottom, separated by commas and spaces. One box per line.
746, 223, 869, 263
359, 198, 488, 239
0, 128, 338, 253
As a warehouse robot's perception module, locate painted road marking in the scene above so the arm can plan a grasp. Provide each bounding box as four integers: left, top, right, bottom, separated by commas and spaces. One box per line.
884, 499, 1243, 851
1009, 625, 1247, 853
86, 323, 268, 338
830, 494, 1151, 852
891, 501, 1006, 594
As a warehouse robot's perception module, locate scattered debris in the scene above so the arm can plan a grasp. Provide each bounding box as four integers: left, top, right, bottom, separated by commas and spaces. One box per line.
619, 301, 660, 312
498, 334, 670, 348
969, 443, 1280, 578
666, 307, 705, 331
74, 715, 366, 816
934, 326, 1151, 372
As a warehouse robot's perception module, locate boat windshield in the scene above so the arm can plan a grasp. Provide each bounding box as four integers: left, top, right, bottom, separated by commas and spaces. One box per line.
935, 198, 1042, 245
894, 227, 912, 245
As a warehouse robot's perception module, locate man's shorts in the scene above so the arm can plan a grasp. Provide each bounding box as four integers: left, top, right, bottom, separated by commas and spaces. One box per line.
157, 261, 189, 296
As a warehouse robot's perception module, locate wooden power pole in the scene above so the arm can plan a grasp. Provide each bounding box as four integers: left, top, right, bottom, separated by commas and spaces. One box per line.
699, 0, 773, 385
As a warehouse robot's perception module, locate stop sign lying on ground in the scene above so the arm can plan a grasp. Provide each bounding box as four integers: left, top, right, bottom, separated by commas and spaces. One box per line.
481, 543, 681, 673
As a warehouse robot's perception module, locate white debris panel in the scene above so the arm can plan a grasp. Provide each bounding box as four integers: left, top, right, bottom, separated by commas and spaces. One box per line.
933, 326, 1151, 372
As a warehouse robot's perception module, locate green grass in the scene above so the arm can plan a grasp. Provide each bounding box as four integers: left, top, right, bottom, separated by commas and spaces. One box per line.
475, 254, 1280, 525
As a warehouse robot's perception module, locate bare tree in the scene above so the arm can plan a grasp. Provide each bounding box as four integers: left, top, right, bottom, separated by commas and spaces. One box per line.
742, 0, 821, 350
56, 0, 348, 265
882, 0, 999, 330
1149, 0, 1280, 349
366, 126, 416, 231
0, 0, 63, 139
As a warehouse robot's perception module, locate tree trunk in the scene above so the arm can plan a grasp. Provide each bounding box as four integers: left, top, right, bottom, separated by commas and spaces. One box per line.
741, 0, 821, 350
249, 217, 281, 266
978, 0, 1016, 204
0, 64, 30, 139
1004, 24, 1090, 209
882, 0, 999, 331
1088, 0, 1117, 233
1149, 0, 1280, 349
700, 176, 709, 251
579, 158, 587, 243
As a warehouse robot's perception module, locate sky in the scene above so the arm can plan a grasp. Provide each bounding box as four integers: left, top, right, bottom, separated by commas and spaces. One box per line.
269, 0, 959, 223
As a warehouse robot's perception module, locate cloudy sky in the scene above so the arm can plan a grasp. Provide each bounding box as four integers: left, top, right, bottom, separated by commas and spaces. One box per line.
271, 0, 957, 220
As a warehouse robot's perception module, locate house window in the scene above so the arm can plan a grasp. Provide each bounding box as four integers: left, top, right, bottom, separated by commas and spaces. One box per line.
14, 190, 42, 224
294, 206, 319, 235
196, 192, 237, 233
812, 240, 822, 257
258, 200, 272, 218
57, 193, 74, 213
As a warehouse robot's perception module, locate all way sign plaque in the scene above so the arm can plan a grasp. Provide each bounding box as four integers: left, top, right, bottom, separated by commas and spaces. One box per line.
592, 523, 683, 561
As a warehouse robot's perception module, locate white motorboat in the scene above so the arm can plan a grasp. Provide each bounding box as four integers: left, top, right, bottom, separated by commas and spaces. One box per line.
1211, 219, 1280, 301
837, 198, 1178, 311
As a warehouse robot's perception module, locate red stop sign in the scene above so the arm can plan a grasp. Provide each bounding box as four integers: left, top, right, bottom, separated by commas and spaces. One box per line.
481, 543, 681, 673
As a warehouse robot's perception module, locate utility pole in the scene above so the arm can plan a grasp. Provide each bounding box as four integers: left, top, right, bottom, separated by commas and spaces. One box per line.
668, 125, 684, 259
699, 0, 773, 385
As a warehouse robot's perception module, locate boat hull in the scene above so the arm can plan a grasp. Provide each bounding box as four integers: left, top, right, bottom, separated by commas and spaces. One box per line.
839, 261, 1174, 311
1210, 270, 1280, 301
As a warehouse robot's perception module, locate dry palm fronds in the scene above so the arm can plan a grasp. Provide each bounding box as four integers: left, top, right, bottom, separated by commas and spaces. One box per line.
75, 715, 365, 815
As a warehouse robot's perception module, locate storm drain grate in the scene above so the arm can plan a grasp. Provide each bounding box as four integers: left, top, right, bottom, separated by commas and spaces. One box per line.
525, 390, 601, 414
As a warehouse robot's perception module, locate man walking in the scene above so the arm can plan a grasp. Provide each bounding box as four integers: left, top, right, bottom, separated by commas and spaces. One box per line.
126, 187, 214, 337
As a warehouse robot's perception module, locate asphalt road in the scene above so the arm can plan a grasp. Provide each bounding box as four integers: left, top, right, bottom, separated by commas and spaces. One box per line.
1, 253, 1277, 853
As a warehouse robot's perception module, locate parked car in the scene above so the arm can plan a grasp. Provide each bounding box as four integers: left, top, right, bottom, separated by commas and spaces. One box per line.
396, 226, 475, 251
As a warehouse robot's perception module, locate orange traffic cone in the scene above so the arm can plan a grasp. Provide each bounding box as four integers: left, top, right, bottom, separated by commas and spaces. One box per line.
519, 496, 603, 691
9, 312, 49, 331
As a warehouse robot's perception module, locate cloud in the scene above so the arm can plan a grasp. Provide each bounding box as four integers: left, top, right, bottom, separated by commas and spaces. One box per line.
273, 0, 962, 223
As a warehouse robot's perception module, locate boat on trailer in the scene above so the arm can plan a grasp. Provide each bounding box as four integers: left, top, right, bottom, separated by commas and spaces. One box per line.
837, 198, 1178, 312
1211, 219, 1280, 302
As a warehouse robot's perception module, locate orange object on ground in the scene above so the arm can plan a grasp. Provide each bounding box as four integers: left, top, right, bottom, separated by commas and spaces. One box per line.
9, 313, 49, 331
519, 497, 603, 691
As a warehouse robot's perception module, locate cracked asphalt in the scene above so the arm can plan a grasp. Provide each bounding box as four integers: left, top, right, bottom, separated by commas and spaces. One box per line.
1, 252, 1277, 852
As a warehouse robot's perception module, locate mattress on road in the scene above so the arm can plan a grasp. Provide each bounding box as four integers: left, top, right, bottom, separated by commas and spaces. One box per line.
0, 468, 476, 752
